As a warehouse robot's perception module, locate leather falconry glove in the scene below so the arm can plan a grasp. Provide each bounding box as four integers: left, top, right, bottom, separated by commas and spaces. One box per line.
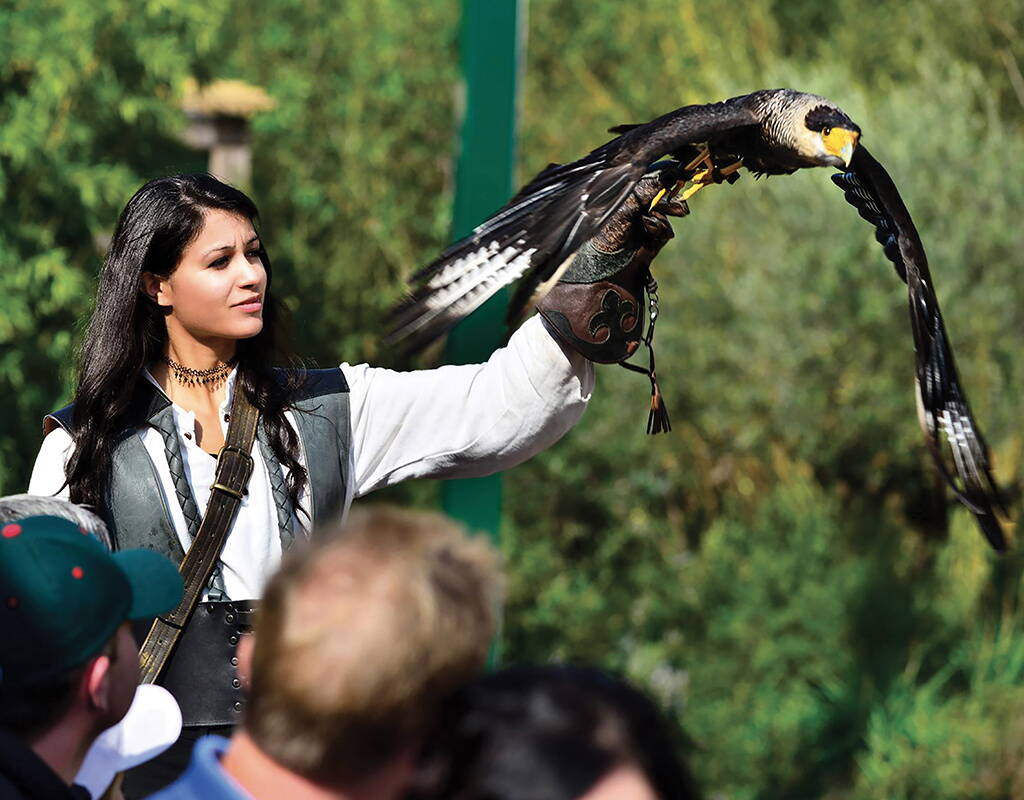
536, 161, 693, 434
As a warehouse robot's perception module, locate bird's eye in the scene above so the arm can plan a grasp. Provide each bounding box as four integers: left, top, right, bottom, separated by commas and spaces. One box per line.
823, 127, 832, 136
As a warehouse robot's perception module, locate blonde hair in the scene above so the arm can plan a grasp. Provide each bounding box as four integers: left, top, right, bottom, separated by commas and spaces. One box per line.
244, 505, 503, 785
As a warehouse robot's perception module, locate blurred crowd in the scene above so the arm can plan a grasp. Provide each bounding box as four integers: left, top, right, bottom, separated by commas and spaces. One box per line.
0, 496, 701, 800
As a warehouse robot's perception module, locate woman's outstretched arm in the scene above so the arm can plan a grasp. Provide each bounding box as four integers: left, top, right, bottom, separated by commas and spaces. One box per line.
345, 315, 594, 496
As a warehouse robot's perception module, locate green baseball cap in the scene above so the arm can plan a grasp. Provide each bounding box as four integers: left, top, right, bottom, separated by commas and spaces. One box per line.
0, 515, 183, 684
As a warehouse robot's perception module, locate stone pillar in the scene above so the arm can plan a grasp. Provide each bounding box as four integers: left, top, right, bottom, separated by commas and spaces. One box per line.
181, 80, 274, 189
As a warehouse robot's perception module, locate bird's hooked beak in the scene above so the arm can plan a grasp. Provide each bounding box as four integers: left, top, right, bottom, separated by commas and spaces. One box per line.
821, 126, 860, 167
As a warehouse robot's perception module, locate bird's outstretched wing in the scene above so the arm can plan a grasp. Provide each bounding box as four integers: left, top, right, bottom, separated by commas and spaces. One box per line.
386, 99, 759, 349
832, 145, 1007, 549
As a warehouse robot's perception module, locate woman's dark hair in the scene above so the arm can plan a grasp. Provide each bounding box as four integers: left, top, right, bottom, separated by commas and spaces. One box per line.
406, 664, 702, 800
66, 174, 306, 515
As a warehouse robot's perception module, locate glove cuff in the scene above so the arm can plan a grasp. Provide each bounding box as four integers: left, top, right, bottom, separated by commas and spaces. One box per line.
557, 238, 637, 283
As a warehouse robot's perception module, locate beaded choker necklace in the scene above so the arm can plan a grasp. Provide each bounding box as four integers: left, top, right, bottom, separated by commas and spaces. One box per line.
162, 355, 234, 387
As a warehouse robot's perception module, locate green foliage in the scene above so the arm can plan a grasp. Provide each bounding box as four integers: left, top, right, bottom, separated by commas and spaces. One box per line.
852, 621, 1024, 799
224, 0, 460, 366
0, 0, 228, 489
3, 0, 1024, 796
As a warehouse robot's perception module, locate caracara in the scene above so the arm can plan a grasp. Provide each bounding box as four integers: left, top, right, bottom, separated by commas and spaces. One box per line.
389, 88, 1007, 550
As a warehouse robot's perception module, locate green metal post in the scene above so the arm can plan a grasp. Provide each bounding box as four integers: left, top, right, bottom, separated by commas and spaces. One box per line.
442, 0, 522, 543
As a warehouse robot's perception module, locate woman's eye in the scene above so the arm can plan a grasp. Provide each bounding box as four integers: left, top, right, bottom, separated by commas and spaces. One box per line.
246, 249, 262, 260
209, 256, 229, 269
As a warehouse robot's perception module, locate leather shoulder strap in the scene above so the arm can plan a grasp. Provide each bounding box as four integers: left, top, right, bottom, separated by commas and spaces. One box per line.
137, 385, 260, 684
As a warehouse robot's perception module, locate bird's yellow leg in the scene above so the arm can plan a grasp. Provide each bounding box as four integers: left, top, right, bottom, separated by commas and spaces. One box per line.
675, 146, 717, 203
718, 158, 743, 177
679, 167, 714, 201
683, 145, 714, 173
677, 157, 743, 203
652, 147, 735, 210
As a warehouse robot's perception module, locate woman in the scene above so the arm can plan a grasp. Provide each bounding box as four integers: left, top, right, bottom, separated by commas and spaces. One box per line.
28, 173, 671, 795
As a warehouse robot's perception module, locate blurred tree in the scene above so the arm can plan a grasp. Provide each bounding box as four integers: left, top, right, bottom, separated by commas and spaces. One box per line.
222, 0, 460, 368
0, 0, 227, 490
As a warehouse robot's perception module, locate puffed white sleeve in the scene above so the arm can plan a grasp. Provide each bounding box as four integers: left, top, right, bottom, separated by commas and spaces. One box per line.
342, 314, 594, 496
27, 428, 74, 498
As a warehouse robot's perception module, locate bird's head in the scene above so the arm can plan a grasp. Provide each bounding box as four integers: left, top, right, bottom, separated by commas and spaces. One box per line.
758, 90, 861, 169
801, 102, 860, 167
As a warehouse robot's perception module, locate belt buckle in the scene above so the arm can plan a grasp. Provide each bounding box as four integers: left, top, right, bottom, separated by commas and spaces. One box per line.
212, 444, 255, 499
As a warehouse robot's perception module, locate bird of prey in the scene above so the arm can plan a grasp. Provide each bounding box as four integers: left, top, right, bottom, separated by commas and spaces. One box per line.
388, 88, 1006, 549
388, 88, 860, 347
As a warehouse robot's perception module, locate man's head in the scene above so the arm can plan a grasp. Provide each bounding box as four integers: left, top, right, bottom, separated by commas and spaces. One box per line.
240, 505, 503, 788
0, 511, 182, 744
0, 493, 111, 549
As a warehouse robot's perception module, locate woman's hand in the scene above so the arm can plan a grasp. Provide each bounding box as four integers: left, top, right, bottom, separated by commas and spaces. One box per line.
535, 163, 689, 364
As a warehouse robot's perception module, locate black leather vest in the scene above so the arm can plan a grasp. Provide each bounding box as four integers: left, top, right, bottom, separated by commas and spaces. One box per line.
44, 368, 351, 560
44, 369, 351, 727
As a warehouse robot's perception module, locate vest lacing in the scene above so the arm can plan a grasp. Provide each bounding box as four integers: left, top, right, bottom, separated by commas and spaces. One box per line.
151, 407, 294, 600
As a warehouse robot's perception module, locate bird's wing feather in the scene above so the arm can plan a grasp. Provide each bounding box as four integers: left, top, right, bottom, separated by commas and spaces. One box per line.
831, 145, 1006, 550
387, 98, 760, 349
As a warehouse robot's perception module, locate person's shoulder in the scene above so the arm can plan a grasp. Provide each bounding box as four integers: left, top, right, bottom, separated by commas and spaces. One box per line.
28, 426, 75, 497
0, 727, 80, 800
144, 736, 245, 800
0, 771, 28, 800
275, 367, 349, 401
44, 402, 76, 436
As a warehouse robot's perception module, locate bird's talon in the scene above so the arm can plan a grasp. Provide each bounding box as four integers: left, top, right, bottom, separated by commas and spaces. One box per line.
648, 187, 669, 213
679, 174, 712, 202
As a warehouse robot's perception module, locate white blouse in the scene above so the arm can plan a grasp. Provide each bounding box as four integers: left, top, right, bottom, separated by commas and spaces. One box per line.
28, 316, 593, 599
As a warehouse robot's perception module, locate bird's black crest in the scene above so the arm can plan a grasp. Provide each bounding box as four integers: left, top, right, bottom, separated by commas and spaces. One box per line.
805, 104, 860, 134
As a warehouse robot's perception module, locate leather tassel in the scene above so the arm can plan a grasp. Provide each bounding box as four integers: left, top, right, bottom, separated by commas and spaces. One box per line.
620, 271, 671, 435
647, 368, 671, 435
619, 354, 671, 435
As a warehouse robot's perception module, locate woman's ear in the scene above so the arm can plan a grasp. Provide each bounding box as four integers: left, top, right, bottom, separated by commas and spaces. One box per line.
140, 272, 170, 306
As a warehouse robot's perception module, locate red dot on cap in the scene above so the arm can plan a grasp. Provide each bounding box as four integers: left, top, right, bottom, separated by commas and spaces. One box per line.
71, 566, 84, 579
80, 526, 89, 535
6, 596, 17, 609
2, 524, 22, 538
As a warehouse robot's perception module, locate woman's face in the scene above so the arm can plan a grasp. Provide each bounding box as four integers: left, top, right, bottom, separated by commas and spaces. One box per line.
144, 208, 267, 348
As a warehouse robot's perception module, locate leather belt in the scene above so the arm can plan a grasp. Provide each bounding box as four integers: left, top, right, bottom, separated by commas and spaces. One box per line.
135, 600, 259, 726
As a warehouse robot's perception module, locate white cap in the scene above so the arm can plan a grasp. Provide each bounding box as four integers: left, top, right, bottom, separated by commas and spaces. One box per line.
75, 684, 183, 799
